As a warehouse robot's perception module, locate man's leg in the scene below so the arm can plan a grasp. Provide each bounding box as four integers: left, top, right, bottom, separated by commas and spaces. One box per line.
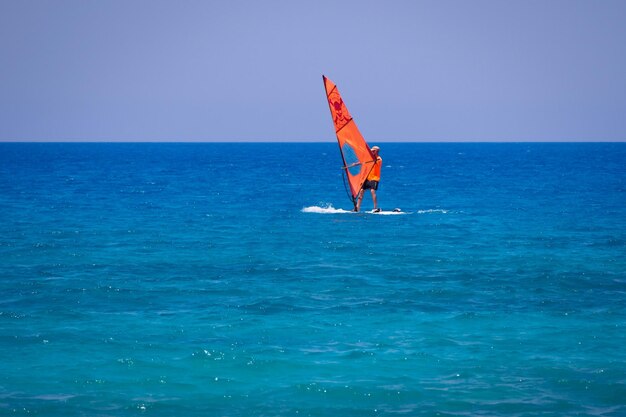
355, 190, 364, 211
371, 189, 378, 210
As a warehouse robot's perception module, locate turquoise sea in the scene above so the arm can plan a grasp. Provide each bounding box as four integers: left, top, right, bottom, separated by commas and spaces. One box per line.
1, 142, 625, 416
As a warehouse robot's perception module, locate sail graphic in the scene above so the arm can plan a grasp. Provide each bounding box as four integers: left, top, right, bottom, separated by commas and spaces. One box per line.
322, 75, 376, 209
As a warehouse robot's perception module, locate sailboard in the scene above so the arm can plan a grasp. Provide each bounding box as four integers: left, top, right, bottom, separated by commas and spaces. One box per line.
322, 75, 377, 211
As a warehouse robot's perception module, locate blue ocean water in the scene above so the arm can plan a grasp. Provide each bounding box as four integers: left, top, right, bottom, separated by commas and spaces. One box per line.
1, 142, 625, 416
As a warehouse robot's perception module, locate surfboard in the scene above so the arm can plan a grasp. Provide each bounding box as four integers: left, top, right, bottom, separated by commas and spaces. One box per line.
369, 208, 405, 215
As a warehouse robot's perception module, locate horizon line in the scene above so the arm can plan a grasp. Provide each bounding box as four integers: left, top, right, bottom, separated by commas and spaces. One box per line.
2, 140, 626, 144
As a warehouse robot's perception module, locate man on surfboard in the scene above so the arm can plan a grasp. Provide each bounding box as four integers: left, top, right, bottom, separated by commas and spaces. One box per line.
355, 146, 382, 212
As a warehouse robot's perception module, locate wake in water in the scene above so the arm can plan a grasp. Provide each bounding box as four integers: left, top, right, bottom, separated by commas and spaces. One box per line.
301, 204, 413, 215
301, 204, 352, 214
302, 205, 450, 215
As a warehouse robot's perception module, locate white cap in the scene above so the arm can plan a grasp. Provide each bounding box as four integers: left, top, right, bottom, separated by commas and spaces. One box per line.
371, 146, 380, 151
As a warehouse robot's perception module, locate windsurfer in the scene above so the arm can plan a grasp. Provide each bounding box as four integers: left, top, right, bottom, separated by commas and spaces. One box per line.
355, 146, 382, 212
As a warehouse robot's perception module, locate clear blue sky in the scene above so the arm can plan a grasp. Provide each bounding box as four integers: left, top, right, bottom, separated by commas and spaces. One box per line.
1, 0, 625, 142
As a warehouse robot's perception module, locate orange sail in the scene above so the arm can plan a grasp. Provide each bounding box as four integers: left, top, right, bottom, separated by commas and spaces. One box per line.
322, 75, 376, 209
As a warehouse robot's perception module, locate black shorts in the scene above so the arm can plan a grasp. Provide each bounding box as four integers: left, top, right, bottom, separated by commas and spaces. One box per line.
363, 180, 379, 190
